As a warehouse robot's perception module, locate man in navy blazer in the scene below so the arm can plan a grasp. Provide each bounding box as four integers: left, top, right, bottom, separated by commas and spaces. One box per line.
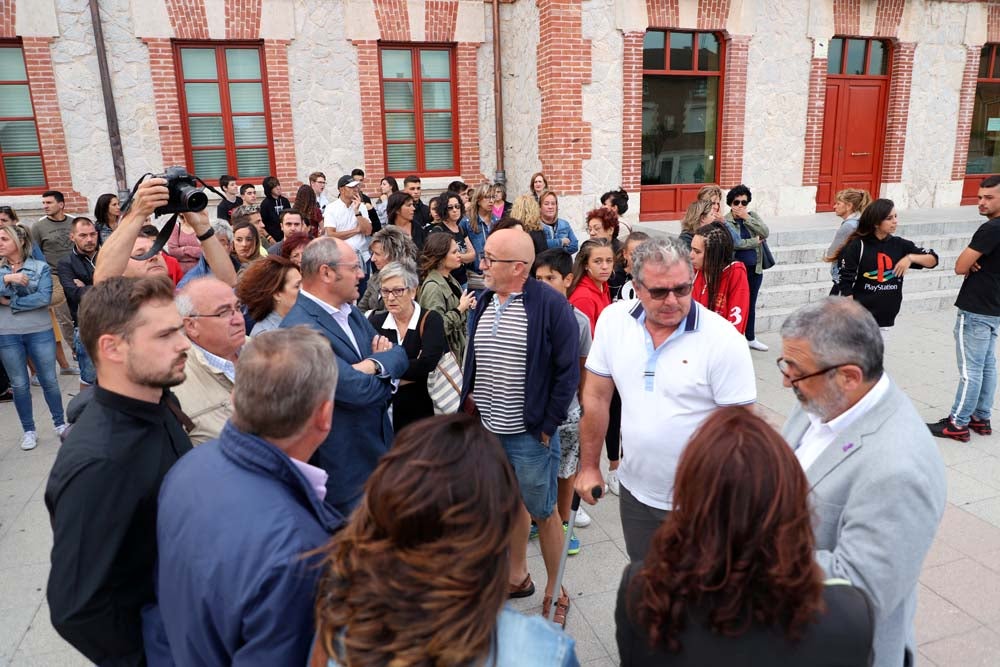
280, 237, 407, 514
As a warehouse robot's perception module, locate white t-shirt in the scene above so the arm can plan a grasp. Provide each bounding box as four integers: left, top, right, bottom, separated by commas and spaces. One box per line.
586, 300, 756, 510
324, 198, 369, 258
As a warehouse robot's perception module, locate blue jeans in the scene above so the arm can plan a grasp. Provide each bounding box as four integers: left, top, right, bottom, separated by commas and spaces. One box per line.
0, 330, 65, 433
950, 309, 1000, 427
745, 268, 763, 341
496, 430, 561, 520
72, 328, 96, 385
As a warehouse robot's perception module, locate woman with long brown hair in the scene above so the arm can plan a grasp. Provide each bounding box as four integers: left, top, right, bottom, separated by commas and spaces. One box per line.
417, 233, 474, 362
235, 255, 301, 337
312, 414, 579, 667
616, 407, 874, 666
294, 184, 324, 238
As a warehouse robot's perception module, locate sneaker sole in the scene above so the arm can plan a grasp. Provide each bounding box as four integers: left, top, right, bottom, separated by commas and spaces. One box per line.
932, 429, 970, 442
970, 422, 992, 436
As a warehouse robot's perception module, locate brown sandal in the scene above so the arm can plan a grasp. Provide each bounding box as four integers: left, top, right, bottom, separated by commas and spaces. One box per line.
508, 573, 535, 599
542, 587, 570, 628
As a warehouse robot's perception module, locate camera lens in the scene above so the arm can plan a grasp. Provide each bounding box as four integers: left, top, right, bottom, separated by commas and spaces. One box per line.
179, 185, 208, 212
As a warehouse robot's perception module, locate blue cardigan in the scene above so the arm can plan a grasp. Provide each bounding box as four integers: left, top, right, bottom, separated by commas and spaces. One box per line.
460, 277, 580, 439
0, 257, 53, 313
542, 218, 580, 253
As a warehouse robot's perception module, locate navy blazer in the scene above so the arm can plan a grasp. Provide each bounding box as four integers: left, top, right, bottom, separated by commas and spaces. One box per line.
280, 292, 408, 514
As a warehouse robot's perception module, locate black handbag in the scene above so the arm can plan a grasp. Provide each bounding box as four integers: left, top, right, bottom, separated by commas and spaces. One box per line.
761, 240, 776, 270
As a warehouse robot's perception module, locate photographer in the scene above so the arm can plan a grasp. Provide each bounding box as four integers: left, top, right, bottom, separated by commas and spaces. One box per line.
94, 177, 237, 287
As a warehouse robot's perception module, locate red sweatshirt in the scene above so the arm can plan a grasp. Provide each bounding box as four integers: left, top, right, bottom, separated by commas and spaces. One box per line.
569, 275, 612, 335
693, 261, 750, 334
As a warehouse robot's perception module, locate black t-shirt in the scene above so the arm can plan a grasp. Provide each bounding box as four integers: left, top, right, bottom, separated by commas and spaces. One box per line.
956, 218, 1000, 316
216, 196, 242, 222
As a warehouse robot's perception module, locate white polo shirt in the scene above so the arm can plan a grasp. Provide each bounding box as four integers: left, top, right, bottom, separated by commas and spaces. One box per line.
324, 198, 370, 259
586, 300, 756, 510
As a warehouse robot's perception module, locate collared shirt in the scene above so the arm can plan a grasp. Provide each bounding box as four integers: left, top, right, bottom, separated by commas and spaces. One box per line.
323, 198, 369, 257
383, 301, 422, 334
795, 373, 891, 471
299, 288, 361, 357
193, 343, 237, 383
290, 458, 329, 501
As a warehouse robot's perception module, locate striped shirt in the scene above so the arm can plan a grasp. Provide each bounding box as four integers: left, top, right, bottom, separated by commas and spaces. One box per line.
473, 293, 529, 434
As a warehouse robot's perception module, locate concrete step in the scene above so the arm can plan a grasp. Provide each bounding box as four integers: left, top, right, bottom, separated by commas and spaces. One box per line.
757, 270, 963, 311
767, 218, 982, 246
764, 249, 963, 286
770, 233, 971, 265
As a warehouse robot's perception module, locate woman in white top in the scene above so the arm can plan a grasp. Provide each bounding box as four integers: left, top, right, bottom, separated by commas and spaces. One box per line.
825, 188, 872, 295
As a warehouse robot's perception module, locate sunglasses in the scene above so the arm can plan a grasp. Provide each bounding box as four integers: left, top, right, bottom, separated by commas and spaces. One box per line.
446, 204, 462, 211
732, 199, 749, 206
639, 281, 693, 300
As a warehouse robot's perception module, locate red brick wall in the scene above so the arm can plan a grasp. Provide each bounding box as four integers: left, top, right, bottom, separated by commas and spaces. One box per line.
144, 38, 188, 169
425, 0, 458, 43
719, 35, 748, 186
374, 0, 411, 41
355, 40, 387, 186
990, 4, 1000, 42
621, 32, 644, 192
881, 42, 914, 184
226, 0, 263, 40
537, 0, 592, 195
874, 0, 905, 38
456, 42, 484, 184
645, 0, 679, 28
21, 37, 86, 209
0, 0, 14, 38
263, 40, 298, 188
801, 56, 827, 187
951, 46, 980, 181
698, 0, 732, 30
833, 0, 860, 36
165, 0, 210, 40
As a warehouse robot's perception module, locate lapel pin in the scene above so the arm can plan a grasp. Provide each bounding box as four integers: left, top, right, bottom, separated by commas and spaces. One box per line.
842, 442, 855, 452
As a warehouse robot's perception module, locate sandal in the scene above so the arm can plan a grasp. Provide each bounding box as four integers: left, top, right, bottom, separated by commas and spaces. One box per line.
542, 587, 570, 628
508, 572, 535, 599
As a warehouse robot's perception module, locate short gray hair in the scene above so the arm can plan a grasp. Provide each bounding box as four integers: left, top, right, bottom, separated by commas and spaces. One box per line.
631, 236, 693, 285
174, 276, 222, 318
300, 237, 341, 279
231, 326, 339, 439
212, 219, 234, 242
780, 297, 884, 381
377, 260, 419, 290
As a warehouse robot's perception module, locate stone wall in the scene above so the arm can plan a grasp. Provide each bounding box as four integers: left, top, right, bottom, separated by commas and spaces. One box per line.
498, 0, 542, 197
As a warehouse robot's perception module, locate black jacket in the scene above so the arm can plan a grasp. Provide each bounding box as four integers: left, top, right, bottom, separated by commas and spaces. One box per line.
260, 194, 291, 242
45, 386, 192, 666
56, 247, 97, 325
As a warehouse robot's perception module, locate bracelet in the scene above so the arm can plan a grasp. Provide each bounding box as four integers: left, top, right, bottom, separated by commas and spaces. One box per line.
196, 228, 215, 242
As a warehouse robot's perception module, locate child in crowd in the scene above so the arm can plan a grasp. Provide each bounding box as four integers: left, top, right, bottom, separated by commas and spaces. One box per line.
691, 222, 750, 334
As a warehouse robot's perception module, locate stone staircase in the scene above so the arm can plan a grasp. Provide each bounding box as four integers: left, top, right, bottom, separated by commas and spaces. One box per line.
754, 218, 981, 333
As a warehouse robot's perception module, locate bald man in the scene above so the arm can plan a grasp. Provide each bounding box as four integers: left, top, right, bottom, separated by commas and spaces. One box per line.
459, 229, 580, 626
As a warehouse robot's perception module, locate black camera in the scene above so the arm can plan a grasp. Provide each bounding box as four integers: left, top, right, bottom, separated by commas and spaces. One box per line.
153, 166, 209, 216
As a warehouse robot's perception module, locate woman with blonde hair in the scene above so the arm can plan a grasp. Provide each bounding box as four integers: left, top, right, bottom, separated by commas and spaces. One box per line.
510, 194, 548, 255
679, 199, 714, 249
696, 184, 725, 223
825, 188, 872, 295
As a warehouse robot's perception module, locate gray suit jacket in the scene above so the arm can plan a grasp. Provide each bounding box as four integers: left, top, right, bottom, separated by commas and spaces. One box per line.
783, 378, 946, 667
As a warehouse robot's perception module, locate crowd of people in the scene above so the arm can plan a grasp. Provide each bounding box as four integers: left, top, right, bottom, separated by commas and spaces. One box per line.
3, 169, 998, 666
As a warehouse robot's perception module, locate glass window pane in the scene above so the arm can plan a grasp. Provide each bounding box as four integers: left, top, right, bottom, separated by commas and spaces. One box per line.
385, 113, 415, 141
226, 49, 261, 79
698, 33, 720, 71
424, 143, 454, 171
181, 49, 218, 79
192, 149, 228, 180
3, 156, 44, 188
185, 83, 221, 113
643, 32, 665, 70
188, 117, 224, 147
0, 48, 27, 80
387, 143, 417, 172
383, 82, 414, 110
669, 32, 694, 71
236, 148, 270, 177
233, 116, 267, 145
846, 39, 866, 75
868, 41, 886, 75
423, 112, 452, 140
0, 85, 34, 117
229, 83, 264, 113
422, 82, 451, 109
382, 50, 413, 79
827, 38, 843, 74
640, 76, 718, 185
966, 82, 1000, 174
980, 46, 993, 79
0, 120, 40, 153
420, 50, 450, 78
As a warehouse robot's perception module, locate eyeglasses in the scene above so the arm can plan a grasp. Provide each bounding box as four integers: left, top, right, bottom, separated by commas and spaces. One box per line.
776, 357, 844, 386
315, 180, 326, 185
481, 255, 526, 267
329, 262, 363, 273
732, 199, 749, 206
638, 281, 693, 300
379, 287, 409, 299
187, 303, 243, 319
446, 204, 462, 211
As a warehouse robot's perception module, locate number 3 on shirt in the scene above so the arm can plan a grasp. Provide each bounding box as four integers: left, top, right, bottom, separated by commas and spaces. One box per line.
729, 306, 743, 326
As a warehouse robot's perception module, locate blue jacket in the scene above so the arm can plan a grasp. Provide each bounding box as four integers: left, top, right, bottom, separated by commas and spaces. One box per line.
143, 421, 345, 667
460, 215, 491, 273
280, 292, 408, 514
460, 277, 579, 439
0, 257, 53, 313
542, 218, 579, 253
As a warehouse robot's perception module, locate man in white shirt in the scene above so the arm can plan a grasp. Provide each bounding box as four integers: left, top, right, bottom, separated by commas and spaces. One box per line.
779, 298, 946, 667
324, 175, 372, 290
576, 237, 756, 561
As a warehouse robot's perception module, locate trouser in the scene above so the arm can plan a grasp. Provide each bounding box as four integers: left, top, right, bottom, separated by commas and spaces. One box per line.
950, 309, 1000, 427
50, 278, 76, 360
73, 328, 96, 385
0, 330, 65, 433
745, 268, 763, 341
619, 484, 670, 562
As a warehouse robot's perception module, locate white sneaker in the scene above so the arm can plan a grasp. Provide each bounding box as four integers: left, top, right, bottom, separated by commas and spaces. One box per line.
54, 424, 69, 438
606, 470, 620, 496
20, 431, 38, 451
748, 339, 769, 352
574, 506, 592, 528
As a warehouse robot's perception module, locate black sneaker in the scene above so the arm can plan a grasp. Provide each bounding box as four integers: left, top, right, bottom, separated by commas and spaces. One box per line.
928, 417, 970, 443
970, 417, 992, 436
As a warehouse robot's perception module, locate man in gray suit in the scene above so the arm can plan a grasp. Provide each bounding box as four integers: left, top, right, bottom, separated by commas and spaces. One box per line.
779, 298, 946, 667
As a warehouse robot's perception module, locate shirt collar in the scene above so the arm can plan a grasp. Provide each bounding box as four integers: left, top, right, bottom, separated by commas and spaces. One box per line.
383, 301, 421, 332
289, 458, 328, 501
806, 372, 891, 432
630, 301, 700, 333
193, 343, 237, 383
299, 288, 350, 318
94, 385, 174, 423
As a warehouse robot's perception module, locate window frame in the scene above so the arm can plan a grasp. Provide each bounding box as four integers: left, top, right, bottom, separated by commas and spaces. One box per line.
640, 29, 726, 188
378, 43, 460, 178
172, 40, 277, 181
826, 37, 891, 78
963, 44, 1000, 196
0, 39, 48, 194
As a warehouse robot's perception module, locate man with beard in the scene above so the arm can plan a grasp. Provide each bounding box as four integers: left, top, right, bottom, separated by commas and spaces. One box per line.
779, 297, 946, 667
45, 276, 194, 666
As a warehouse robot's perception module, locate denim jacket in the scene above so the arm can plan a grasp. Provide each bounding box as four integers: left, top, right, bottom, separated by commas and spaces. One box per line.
542, 218, 580, 253
461, 215, 492, 273
0, 257, 53, 313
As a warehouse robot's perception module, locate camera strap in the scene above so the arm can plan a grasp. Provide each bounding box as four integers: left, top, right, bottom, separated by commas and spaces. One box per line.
128, 175, 226, 262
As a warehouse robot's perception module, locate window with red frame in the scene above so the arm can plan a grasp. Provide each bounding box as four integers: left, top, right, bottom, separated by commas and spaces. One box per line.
175, 43, 275, 181
967, 44, 1000, 177
379, 46, 458, 175
0, 43, 46, 191
641, 31, 724, 186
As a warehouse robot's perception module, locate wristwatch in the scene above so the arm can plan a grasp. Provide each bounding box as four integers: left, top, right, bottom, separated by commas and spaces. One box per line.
196, 227, 215, 242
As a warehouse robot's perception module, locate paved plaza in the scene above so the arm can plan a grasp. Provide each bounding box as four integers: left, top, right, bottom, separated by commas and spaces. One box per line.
2, 309, 1000, 665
